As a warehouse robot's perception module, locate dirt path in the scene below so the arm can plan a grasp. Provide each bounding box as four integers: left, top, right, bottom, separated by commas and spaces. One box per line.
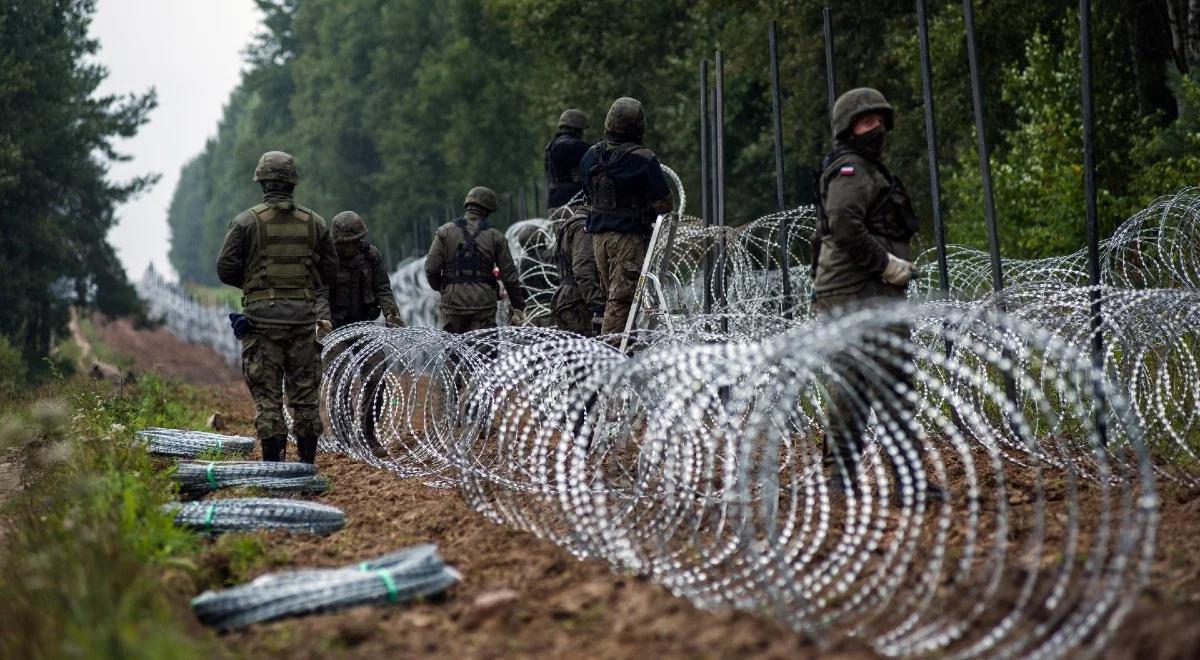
90, 312, 240, 385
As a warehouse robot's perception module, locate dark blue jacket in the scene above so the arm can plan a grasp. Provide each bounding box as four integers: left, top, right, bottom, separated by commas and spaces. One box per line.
581, 137, 670, 235
544, 131, 590, 207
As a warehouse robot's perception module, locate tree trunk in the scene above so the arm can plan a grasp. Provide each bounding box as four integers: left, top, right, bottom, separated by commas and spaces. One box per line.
1122, 0, 1180, 121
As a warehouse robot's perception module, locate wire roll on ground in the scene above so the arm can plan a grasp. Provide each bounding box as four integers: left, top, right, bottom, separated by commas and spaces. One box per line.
191, 544, 460, 630
173, 461, 328, 494
137, 428, 256, 458
167, 498, 346, 536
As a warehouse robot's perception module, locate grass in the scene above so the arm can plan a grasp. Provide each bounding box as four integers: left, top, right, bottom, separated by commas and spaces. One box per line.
186, 283, 243, 311
0, 373, 268, 658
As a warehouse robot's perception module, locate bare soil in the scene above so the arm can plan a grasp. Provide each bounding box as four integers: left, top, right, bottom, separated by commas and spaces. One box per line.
90, 312, 240, 385
113, 321, 1200, 658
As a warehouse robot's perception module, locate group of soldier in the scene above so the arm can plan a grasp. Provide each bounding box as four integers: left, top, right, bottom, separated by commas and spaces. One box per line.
216, 88, 922, 497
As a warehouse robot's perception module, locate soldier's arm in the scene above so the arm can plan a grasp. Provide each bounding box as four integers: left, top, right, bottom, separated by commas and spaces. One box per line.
825, 172, 890, 273
573, 229, 605, 311
369, 247, 401, 319
424, 228, 445, 291
494, 231, 527, 310
312, 214, 336, 321
215, 213, 250, 288
646, 157, 674, 215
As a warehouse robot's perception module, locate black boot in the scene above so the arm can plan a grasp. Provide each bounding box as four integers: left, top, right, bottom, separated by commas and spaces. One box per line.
261, 435, 285, 462
297, 435, 318, 465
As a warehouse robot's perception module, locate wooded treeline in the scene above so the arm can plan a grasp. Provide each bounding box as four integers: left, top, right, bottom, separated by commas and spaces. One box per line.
166, 0, 1200, 286
0, 0, 155, 380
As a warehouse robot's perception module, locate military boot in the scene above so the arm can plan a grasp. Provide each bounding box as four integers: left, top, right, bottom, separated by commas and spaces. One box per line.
261, 435, 286, 462
297, 435, 319, 465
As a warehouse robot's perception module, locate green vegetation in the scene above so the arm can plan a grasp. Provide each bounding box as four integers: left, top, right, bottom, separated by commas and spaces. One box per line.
0, 374, 273, 658
0, 0, 156, 381
167, 0, 1200, 284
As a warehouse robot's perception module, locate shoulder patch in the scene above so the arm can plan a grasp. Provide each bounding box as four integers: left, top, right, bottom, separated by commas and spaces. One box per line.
839, 165, 856, 177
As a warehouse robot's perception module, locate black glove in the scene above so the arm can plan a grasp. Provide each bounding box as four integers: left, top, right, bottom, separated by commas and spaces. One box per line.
229, 313, 252, 339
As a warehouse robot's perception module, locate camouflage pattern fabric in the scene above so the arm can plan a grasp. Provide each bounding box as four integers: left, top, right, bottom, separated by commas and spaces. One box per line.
240, 325, 323, 440
593, 231, 647, 335
442, 308, 497, 334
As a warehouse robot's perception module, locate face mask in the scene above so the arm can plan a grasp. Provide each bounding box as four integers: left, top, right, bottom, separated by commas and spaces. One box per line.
851, 126, 886, 156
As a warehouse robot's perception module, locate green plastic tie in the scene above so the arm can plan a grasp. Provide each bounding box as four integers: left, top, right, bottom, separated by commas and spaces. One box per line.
205, 462, 219, 489
216, 437, 223, 452
203, 503, 215, 531
358, 561, 370, 572
375, 570, 399, 603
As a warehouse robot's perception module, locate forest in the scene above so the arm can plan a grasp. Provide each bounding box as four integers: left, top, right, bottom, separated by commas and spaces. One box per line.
166, 0, 1200, 287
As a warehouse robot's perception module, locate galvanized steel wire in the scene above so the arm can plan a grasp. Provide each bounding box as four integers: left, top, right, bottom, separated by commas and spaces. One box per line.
167, 498, 346, 536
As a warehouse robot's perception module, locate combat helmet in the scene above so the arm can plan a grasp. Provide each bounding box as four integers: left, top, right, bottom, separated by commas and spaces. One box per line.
463, 186, 499, 213
558, 108, 589, 131
331, 211, 368, 242
253, 151, 299, 184
831, 88, 894, 140
604, 97, 646, 138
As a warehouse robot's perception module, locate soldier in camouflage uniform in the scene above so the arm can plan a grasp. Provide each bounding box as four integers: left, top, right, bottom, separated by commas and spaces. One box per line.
811, 88, 927, 496
580, 97, 673, 338
551, 206, 604, 336
544, 109, 590, 219
326, 211, 403, 457
425, 186, 526, 332
217, 151, 337, 464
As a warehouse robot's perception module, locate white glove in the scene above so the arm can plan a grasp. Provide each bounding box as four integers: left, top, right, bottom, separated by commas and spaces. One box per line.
881, 254, 919, 286
509, 308, 525, 325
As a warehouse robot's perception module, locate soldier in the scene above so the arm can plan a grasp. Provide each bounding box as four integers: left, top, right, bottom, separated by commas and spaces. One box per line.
425, 186, 526, 332
327, 211, 403, 458
217, 151, 336, 464
551, 206, 604, 336
811, 88, 928, 497
580, 97, 673, 338
544, 109, 590, 219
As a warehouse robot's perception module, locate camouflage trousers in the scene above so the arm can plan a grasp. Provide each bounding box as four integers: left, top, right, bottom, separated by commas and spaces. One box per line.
240, 325, 323, 440
323, 338, 387, 448
442, 307, 497, 334
811, 281, 913, 484
593, 232, 648, 335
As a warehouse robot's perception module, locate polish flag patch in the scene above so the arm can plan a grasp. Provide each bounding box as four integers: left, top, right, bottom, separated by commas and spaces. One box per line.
839, 165, 856, 176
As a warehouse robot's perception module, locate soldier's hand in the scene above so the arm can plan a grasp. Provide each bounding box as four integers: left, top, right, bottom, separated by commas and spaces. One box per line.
315, 319, 333, 342
881, 254, 919, 286
385, 314, 405, 328
509, 308, 525, 326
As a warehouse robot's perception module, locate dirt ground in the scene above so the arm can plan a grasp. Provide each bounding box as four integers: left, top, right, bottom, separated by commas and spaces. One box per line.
90, 313, 241, 385
112, 319, 1200, 658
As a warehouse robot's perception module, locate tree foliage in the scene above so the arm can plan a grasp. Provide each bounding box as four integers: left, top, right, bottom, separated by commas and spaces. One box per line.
0, 0, 156, 373
167, 0, 1200, 284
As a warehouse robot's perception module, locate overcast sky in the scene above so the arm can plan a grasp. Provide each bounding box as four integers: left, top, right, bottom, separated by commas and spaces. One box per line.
93, 0, 262, 281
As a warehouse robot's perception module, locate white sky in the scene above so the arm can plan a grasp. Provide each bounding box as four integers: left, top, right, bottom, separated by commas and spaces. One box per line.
93, 0, 262, 281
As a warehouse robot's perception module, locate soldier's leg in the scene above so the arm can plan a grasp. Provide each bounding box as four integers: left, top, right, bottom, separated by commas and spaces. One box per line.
283, 325, 324, 464
359, 347, 388, 455
600, 233, 647, 336
812, 294, 870, 490
241, 330, 287, 461
443, 313, 470, 334
469, 308, 497, 331
593, 233, 612, 312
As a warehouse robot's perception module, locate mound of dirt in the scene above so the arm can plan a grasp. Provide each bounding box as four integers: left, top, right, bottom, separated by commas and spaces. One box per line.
90, 313, 239, 385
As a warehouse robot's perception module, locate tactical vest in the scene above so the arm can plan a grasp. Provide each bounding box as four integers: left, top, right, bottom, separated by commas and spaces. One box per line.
442, 217, 495, 285
545, 134, 582, 192
242, 202, 320, 304
811, 148, 918, 276
331, 245, 380, 324
587, 141, 651, 222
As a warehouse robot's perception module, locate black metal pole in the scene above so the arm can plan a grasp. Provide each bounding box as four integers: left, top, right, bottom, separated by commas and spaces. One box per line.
963, 0, 1005, 294
769, 20, 793, 319
1080, 0, 1107, 445
822, 6, 837, 115
715, 50, 728, 330
917, 0, 949, 295
519, 188, 527, 220
700, 60, 714, 316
